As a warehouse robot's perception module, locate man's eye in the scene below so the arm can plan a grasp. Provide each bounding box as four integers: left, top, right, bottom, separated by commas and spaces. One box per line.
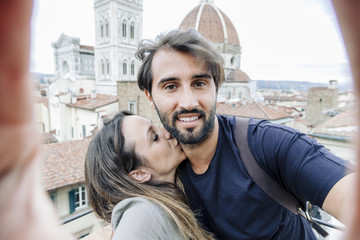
153, 134, 159, 142
194, 81, 206, 87
164, 84, 177, 90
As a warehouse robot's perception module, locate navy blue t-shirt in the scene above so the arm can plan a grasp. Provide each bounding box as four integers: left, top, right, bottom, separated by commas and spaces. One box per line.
179, 115, 351, 239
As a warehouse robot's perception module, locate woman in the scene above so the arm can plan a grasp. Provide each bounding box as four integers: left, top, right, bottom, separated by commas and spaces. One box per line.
85, 111, 214, 240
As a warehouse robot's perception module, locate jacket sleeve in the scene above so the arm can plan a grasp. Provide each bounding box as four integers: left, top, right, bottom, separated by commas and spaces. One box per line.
111, 198, 183, 240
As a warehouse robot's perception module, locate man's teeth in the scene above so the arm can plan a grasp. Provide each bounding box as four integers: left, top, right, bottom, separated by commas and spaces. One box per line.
179, 116, 199, 122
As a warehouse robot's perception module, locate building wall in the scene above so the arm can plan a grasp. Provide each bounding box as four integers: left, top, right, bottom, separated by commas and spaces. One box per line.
51, 186, 73, 218
50, 185, 106, 239
218, 82, 251, 101
48, 78, 117, 141
60, 212, 107, 239
65, 101, 119, 140
306, 86, 338, 126
67, 107, 97, 140
48, 95, 69, 140
34, 102, 50, 133
78, 50, 95, 77
117, 81, 161, 126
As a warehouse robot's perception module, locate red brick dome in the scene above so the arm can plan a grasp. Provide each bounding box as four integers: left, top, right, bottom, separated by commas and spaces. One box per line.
179, 0, 240, 46
227, 69, 251, 82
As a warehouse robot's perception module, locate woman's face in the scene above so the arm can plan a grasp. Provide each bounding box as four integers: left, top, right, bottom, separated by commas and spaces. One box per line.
122, 115, 186, 183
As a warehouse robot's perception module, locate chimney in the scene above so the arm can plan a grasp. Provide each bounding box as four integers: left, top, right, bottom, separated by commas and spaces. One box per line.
91, 89, 97, 99
98, 111, 107, 129
71, 93, 77, 103
328, 80, 338, 90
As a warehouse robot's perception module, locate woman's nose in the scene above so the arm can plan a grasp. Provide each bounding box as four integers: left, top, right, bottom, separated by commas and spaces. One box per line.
158, 126, 172, 140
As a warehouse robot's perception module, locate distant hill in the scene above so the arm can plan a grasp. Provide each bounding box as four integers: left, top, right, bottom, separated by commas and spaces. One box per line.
31, 72, 55, 84
254, 80, 353, 91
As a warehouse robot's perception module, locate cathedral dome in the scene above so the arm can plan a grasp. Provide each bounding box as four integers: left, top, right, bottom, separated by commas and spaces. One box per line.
179, 0, 240, 47
227, 69, 251, 83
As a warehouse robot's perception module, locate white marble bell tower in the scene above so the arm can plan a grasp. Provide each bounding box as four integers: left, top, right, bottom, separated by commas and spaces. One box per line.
94, 0, 143, 94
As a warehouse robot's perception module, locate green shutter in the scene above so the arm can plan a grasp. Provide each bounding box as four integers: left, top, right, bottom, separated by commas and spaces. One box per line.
68, 189, 76, 214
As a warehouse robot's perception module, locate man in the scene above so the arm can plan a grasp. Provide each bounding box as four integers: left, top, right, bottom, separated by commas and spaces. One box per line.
136, 29, 355, 239
136, 29, 354, 239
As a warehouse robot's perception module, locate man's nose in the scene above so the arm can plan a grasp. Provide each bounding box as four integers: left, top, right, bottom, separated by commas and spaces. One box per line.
178, 86, 199, 110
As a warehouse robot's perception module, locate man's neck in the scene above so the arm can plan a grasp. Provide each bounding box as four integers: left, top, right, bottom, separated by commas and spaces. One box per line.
181, 118, 219, 174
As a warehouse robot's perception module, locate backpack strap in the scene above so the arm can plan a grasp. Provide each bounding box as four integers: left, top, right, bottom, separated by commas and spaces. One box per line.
234, 117, 300, 214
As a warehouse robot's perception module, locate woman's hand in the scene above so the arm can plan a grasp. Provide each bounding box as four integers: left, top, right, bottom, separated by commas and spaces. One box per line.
0, 1, 73, 239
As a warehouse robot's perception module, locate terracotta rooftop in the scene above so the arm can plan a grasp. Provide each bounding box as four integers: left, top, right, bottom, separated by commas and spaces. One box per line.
227, 69, 251, 83
40, 138, 91, 191
311, 109, 357, 138
294, 116, 312, 127
217, 101, 290, 120
80, 45, 94, 51
264, 95, 307, 102
309, 87, 337, 92
179, 2, 240, 46
40, 133, 58, 144
66, 94, 119, 110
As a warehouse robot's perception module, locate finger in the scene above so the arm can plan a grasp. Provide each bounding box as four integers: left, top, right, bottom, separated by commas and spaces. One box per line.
0, 0, 34, 125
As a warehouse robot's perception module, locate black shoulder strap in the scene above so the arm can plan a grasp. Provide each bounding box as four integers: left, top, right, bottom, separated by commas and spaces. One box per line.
235, 117, 300, 214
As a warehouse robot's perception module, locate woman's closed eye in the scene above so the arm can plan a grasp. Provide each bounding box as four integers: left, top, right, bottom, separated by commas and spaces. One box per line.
153, 133, 159, 142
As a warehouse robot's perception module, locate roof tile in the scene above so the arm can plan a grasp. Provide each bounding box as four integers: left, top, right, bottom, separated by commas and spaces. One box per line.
40, 138, 91, 191
217, 102, 290, 120
66, 94, 118, 110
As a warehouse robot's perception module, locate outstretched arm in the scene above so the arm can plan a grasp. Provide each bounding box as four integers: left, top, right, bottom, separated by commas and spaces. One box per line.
0, 1, 73, 239
331, 0, 360, 239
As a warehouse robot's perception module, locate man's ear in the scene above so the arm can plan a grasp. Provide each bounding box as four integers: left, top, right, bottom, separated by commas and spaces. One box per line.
144, 89, 155, 109
129, 168, 152, 183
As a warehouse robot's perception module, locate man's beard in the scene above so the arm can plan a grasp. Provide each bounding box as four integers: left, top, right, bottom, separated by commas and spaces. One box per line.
153, 102, 216, 145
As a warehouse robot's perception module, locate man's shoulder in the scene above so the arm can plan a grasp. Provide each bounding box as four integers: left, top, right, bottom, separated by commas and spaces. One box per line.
247, 117, 299, 136
218, 115, 300, 142
216, 114, 267, 134
217, 114, 268, 129
216, 114, 237, 130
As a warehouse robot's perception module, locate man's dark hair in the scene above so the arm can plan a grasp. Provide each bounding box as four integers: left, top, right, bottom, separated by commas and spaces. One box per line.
136, 29, 225, 93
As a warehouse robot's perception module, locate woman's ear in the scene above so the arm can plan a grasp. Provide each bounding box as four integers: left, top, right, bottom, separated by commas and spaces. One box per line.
129, 168, 152, 183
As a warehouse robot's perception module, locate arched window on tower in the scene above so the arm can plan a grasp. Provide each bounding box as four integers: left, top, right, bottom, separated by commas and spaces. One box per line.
105, 21, 109, 37
106, 59, 110, 75
130, 61, 135, 76
100, 23, 104, 38
123, 60, 128, 75
231, 56, 235, 66
101, 60, 105, 76
122, 20, 127, 38
130, 22, 135, 39
62, 61, 69, 76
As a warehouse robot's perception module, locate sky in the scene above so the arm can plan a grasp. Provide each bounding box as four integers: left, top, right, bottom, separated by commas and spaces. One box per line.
30, 0, 353, 85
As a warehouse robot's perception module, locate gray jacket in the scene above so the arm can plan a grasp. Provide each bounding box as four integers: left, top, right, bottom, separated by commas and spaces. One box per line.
111, 197, 184, 240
